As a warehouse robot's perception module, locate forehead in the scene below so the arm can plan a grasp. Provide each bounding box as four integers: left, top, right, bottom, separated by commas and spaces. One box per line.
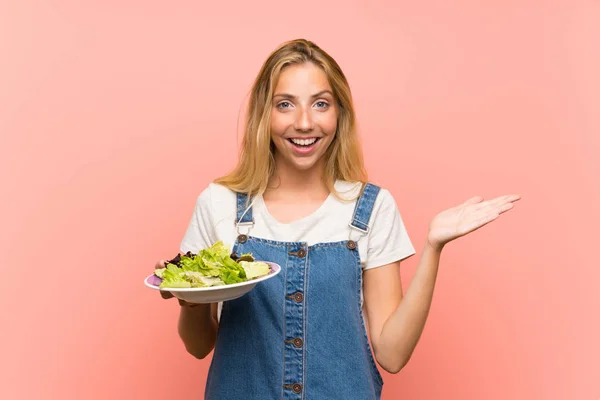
274, 62, 332, 93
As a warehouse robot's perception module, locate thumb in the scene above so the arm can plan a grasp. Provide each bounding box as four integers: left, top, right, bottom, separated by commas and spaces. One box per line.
154, 260, 172, 299
464, 196, 484, 205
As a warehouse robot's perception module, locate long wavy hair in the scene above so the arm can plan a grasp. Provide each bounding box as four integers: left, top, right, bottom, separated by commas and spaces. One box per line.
214, 39, 367, 199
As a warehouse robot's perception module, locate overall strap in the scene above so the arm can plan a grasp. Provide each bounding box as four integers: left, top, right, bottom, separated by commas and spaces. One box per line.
349, 183, 381, 233
235, 192, 254, 226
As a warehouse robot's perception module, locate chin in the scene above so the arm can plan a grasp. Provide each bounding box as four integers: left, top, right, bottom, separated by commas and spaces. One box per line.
287, 156, 321, 171
291, 161, 316, 171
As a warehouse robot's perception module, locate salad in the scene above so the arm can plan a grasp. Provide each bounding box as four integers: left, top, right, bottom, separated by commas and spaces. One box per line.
153, 241, 271, 289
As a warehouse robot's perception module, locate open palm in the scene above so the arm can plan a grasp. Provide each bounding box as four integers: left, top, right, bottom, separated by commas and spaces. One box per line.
427, 194, 521, 250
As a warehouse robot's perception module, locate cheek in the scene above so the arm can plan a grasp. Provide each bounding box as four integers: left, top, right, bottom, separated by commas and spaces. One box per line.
270, 111, 288, 137
319, 112, 338, 135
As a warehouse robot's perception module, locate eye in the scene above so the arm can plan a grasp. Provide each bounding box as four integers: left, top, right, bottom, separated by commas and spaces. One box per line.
315, 101, 329, 109
276, 101, 292, 109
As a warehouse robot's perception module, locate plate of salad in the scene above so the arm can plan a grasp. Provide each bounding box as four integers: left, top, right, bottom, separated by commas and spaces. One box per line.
144, 241, 281, 303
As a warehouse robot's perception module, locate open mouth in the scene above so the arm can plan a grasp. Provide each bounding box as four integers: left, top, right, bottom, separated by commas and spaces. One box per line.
287, 137, 321, 147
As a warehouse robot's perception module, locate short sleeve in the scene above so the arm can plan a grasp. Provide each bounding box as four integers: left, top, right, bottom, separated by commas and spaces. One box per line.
364, 189, 416, 270
180, 186, 218, 254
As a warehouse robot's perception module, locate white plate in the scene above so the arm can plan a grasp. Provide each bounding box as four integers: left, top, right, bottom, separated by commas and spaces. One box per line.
144, 261, 281, 303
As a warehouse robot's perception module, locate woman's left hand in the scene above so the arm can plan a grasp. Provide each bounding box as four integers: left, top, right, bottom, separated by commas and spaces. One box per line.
427, 194, 521, 251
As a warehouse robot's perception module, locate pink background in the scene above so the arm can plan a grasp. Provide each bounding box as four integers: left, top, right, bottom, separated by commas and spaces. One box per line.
1, 1, 599, 399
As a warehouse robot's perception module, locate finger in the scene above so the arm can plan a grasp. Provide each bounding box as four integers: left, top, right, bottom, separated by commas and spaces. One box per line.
155, 260, 167, 269
464, 196, 484, 205
488, 194, 521, 206
178, 298, 203, 308
462, 212, 500, 234
496, 202, 515, 215
475, 194, 520, 213
160, 290, 174, 299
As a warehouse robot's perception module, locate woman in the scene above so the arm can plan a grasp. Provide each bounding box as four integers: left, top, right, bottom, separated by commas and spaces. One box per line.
157, 39, 520, 399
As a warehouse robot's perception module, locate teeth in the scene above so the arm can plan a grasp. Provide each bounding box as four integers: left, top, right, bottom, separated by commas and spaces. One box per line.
290, 138, 317, 146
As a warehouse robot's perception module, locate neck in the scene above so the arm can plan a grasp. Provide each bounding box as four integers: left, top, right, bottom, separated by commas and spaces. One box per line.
267, 155, 329, 196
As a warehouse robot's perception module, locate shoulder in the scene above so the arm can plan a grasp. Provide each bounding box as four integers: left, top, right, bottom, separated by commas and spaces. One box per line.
195, 183, 236, 205
333, 180, 363, 202
335, 180, 397, 210
191, 183, 237, 223
373, 186, 397, 212
362, 184, 415, 268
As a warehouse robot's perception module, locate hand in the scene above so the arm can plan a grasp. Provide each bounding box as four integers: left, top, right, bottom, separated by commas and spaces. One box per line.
155, 260, 203, 308
155, 260, 174, 300
427, 194, 521, 251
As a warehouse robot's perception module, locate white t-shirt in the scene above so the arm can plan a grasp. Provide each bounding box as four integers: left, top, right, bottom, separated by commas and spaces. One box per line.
180, 181, 416, 270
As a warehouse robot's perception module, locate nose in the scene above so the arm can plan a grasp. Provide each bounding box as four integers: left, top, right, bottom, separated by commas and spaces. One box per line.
293, 108, 314, 132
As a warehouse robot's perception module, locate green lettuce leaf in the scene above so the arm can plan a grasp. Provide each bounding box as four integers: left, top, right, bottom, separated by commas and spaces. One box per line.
156, 241, 258, 288
240, 261, 271, 280
159, 263, 191, 288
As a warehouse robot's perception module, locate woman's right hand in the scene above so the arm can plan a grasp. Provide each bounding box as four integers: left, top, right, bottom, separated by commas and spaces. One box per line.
155, 260, 175, 299
155, 259, 204, 308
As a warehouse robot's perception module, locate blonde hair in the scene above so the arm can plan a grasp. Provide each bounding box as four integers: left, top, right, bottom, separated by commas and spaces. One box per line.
214, 39, 367, 199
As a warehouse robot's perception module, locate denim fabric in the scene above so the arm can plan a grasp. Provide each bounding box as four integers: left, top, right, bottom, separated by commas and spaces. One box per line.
205, 184, 383, 400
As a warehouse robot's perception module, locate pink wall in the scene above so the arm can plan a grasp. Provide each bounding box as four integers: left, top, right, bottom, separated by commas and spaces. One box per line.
1, 1, 598, 399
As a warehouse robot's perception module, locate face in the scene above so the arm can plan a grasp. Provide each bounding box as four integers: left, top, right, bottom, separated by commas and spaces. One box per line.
270, 62, 338, 172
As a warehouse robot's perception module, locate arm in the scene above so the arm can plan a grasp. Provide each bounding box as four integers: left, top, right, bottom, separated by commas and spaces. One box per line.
364, 193, 520, 373
363, 243, 441, 374
175, 185, 222, 358
177, 302, 219, 359
156, 258, 220, 359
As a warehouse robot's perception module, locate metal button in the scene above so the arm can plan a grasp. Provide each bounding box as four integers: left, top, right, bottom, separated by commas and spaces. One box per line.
296, 248, 306, 258
292, 383, 303, 394
346, 240, 357, 250
293, 292, 304, 303
292, 338, 303, 348
237, 234, 248, 243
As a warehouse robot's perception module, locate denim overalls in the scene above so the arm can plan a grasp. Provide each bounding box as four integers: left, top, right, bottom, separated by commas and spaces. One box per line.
205, 183, 384, 399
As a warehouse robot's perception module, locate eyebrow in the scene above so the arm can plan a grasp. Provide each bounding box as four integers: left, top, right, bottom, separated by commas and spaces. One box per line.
273, 90, 334, 100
